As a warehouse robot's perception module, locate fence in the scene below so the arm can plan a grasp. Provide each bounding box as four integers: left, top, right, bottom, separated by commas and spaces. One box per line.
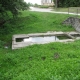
68, 7, 80, 17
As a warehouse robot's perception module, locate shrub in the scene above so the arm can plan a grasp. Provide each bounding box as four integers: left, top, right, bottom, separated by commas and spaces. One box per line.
0, 40, 6, 48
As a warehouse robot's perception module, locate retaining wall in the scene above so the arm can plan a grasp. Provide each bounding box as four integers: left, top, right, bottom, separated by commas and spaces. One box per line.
62, 17, 80, 32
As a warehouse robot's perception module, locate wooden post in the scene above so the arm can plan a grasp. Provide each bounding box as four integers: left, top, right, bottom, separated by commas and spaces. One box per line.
55, 0, 57, 10
68, 7, 69, 15
76, 9, 78, 17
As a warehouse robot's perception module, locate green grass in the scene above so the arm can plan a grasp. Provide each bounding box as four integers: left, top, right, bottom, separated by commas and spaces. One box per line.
54, 8, 68, 12
0, 41, 80, 80
0, 11, 80, 80
54, 7, 80, 14
0, 11, 74, 41
37, 5, 51, 8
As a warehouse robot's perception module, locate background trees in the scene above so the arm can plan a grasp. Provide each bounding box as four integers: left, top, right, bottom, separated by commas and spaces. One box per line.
54, 0, 80, 8
0, 0, 29, 16
0, 0, 29, 26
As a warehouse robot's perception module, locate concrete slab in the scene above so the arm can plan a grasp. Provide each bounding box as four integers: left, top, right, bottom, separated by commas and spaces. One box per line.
12, 31, 80, 49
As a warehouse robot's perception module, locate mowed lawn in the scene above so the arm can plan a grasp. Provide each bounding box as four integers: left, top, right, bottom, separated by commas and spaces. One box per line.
0, 11, 80, 80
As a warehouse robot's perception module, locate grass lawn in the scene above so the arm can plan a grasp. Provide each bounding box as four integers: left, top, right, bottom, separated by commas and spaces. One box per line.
54, 8, 68, 12
0, 11, 80, 80
54, 7, 80, 14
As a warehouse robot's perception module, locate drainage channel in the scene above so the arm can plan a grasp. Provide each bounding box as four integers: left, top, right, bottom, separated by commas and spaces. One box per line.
16, 35, 72, 43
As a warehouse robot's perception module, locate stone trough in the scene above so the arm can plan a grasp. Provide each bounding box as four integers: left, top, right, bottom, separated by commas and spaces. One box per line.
12, 31, 80, 49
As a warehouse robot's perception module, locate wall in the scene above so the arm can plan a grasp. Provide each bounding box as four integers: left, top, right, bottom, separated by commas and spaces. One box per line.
63, 17, 80, 32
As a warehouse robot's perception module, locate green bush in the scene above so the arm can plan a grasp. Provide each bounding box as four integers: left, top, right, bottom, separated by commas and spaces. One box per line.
57, 0, 80, 7
38, 5, 49, 8
0, 40, 6, 48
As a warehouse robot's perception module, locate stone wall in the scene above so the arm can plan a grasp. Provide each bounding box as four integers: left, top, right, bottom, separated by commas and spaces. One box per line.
62, 17, 80, 32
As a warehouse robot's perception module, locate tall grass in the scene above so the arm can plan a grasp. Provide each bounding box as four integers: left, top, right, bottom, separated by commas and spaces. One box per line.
0, 11, 79, 80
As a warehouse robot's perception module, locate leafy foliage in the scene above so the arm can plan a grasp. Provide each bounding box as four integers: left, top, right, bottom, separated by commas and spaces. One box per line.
0, 0, 29, 28
0, 0, 29, 16
54, 0, 80, 7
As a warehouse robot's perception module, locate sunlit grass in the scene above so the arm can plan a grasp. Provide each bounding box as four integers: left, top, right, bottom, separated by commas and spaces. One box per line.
0, 11, 80, 80
0, 40, 80, 80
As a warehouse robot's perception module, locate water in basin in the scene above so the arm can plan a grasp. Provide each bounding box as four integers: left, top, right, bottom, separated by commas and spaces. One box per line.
23, 36, 59, 43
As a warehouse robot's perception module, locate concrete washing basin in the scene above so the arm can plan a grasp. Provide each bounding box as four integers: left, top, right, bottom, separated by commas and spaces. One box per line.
12, 31, 80, 49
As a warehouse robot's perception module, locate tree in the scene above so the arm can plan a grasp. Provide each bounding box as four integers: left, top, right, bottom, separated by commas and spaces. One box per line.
54, 0, 58, 9
56, 0, 80, 7
0, 0, 29, 26
0, 0, 29, 17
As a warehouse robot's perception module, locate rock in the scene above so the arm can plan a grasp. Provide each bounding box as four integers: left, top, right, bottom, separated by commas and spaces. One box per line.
62, 17, 80, 32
